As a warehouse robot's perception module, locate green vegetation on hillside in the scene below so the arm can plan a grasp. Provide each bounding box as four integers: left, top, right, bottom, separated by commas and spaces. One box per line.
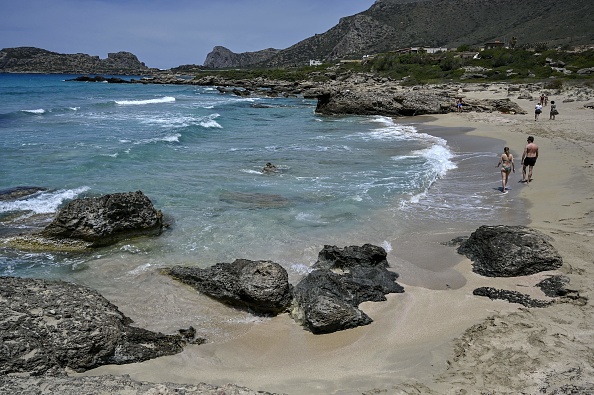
358, 48, 594, 83
193, 48, 593, 86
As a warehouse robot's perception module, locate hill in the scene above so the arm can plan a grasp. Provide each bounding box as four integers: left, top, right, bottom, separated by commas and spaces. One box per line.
203, 0, 594, 68
0, 47, 151, 75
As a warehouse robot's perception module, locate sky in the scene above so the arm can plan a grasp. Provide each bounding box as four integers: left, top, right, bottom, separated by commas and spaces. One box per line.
2, 0, 377, 69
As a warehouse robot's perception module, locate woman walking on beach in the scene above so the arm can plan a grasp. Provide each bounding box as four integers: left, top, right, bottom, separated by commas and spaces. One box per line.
550, 100, 558, 120
497, 147, 515, 193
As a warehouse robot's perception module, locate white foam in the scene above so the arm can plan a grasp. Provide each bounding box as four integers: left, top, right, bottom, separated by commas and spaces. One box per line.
133, 133, 181, 145
381, 240, 393, 252
0, 186, 90, 214
200, 119, 222, 128
137, 113, 221, 129
115, 96, 175, 106
414, 144, 457, 177
290, 263, 314, 275
22, 109, 46, 114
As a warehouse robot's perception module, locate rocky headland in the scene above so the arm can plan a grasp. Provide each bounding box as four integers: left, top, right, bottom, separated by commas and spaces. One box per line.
0, 47, 153, 75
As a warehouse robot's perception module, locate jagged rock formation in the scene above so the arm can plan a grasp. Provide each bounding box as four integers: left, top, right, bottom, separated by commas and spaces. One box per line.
40, 191, 164, 247
0, 47, 151, 74
203, 0, 594, 68
3, 191, 164, 251
203, 46, 280, 69
0, 276, 197, 376
164, 244, 404, 334
291, 244, 404, 334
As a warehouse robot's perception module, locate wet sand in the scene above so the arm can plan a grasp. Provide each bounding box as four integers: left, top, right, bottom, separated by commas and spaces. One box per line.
78, 82, 594, 394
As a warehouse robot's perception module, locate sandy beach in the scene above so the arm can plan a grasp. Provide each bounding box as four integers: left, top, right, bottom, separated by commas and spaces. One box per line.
72, 83, 594, 394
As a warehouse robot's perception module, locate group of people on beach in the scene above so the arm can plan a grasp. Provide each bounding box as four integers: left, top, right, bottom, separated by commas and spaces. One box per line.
535, 94, 559, 121
496, 136, 539, 194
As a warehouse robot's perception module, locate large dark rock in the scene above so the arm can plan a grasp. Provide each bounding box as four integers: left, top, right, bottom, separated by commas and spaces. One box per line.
0, 186, 47, 201
40, 191, 163, 247
0, 276, 195, 376
315, 89, 452, 117
164, 259, 293, 316
457, 225, 563, 277
291, 244, 404, 334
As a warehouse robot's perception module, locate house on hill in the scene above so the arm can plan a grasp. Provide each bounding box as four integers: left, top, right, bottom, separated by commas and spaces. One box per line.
483, 40, 506, 50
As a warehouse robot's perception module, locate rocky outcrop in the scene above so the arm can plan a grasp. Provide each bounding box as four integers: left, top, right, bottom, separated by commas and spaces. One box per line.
315, 88, 452, 117
164, 259, 293, 315
460, 98, 527, 114
291, 244, 404, 334
164, 244, 404, 334
0, 276, 200, 376
203, 46, 280, 69
457, 225, 563, 277
0, 47, 151, 75
66, 75, 132, 83
473, 287, 552, 307
40, 191, 164, 247
0, 186, 46, 201
3, 191, 165, 251
0, 376, 278, 395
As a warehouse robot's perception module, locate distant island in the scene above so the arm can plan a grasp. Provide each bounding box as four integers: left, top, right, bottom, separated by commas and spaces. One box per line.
0, 47, 154, 75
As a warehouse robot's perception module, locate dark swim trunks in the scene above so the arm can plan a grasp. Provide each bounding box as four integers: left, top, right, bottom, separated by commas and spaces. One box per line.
523, 157, 537, 166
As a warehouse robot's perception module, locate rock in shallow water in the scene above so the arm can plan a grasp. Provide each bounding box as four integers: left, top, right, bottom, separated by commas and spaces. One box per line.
39, 190, 164, 248
164, 259, 294, 316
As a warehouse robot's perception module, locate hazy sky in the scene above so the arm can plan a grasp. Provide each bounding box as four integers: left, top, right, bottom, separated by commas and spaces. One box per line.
2, 0, 376, 69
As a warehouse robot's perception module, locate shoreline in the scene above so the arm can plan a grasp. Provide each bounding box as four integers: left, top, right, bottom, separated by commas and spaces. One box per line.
3, 80, 593, 394
397, 87, 594, 393
77, 85, 594, 394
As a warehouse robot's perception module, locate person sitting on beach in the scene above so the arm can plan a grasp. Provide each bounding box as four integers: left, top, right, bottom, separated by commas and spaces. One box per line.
456, 97, 464, 112
262, 162, 278, 174
521, 136, 538, 182
496, 146, 515, 194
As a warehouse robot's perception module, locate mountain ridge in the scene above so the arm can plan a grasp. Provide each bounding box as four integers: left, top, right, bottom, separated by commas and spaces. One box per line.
204, 0, 594, 68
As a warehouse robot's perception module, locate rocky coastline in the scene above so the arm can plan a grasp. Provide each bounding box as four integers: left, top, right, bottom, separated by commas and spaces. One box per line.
1, 187, 583, 393
2, 76, 594, 394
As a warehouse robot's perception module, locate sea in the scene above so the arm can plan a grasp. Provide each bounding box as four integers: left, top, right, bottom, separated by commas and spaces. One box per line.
0, 73, 527, 338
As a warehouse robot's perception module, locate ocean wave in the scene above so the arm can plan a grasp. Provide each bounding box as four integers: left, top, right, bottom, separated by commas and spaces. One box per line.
21, 109, 46, 114
115, 96, 176, 106
137, 113, 221, 129
414, 144, 457, 178
132, 133, 181, 145
0, 186, 90, 215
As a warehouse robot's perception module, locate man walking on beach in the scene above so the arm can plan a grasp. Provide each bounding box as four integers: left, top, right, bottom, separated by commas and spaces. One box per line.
522, 136, 538, 182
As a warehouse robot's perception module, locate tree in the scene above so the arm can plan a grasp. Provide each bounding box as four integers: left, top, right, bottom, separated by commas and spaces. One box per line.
510, 36, 518, 49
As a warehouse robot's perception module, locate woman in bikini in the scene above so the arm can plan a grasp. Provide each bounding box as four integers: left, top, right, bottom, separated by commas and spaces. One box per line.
496, 146, 515, 193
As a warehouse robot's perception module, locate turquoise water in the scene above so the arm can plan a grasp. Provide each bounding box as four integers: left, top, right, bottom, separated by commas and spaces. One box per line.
0, 74, 519, 286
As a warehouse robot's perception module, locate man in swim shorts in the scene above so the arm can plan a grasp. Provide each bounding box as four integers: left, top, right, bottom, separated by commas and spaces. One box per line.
521, 136, 538, 182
